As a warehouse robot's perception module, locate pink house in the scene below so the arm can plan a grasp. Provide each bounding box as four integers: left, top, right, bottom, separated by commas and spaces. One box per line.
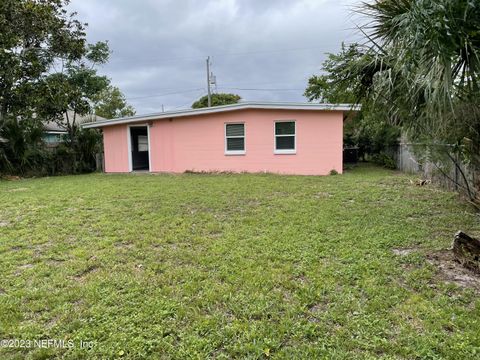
83, 102, 354, 175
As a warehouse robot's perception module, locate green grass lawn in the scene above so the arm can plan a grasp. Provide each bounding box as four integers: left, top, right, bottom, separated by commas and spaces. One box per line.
0, 165, 479, 359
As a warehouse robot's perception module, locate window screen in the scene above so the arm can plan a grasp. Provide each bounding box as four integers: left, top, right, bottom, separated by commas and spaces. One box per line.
275, 121, 295, 152
225, 123, 245, 153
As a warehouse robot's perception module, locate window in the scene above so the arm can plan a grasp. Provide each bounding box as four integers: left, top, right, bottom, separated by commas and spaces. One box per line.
225, 123, 245, 154
44, 133, 63, 144
275, 121, 295, 154
138, 135, 148, 152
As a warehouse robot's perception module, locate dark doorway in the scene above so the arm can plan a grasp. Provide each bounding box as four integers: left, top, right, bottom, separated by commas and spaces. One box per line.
130, 126, 149, 171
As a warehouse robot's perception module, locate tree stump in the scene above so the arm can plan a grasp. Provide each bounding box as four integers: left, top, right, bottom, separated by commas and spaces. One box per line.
452, 231, 480, 273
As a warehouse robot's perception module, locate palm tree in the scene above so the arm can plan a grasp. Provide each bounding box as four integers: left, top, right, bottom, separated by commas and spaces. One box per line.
342, 0, 480, 199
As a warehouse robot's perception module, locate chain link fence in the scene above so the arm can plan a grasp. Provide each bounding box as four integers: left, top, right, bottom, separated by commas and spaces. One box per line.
395, 142, 479, 205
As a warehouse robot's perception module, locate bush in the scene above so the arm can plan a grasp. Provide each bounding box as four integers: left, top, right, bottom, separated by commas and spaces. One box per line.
0, 118, 49, 175
371, 152, 396, 169
0, 120, 101, 177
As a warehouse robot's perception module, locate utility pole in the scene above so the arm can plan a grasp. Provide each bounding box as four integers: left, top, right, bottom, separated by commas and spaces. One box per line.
206, 56, 212, 107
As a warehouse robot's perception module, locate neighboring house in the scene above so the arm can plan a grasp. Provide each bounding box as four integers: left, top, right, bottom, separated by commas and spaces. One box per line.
43, 111, 105, 146
43, 121, 67, 145
83, 102, 356, 175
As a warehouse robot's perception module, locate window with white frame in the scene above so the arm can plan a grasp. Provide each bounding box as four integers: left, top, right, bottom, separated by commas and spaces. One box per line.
225, 123, 245, 154
274, 121, 295, 153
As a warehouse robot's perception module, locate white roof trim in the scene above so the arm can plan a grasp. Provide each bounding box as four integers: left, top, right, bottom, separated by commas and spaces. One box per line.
82, 101, 359, 129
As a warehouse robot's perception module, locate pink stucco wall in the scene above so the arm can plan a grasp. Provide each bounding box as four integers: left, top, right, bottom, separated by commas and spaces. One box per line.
102, 109, 343, 175
103, 124, 129, 173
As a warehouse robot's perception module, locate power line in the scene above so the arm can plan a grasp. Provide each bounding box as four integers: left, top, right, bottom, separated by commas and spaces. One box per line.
126, 88, 205, 101
214, 45, 327, 58
219, 80, 308, 87
219, 87, 304, 92
126, 85, 305, 101
110, 45, 328, 65
171, 90, 206, 110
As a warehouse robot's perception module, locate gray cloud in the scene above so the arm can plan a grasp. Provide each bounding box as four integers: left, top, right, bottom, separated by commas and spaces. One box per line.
69, 0, 361, 114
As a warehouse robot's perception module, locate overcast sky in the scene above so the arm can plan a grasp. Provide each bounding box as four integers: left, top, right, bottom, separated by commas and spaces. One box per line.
69, 0, 361, 114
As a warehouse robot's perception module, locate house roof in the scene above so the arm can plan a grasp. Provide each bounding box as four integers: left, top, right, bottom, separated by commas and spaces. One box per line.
82, 101, 359, 129
45, 111, 106, 133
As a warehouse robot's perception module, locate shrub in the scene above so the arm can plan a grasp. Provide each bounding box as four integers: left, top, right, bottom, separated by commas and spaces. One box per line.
0, 118, 48, 175
371, 152, 396, 169
0, 120, 101, 177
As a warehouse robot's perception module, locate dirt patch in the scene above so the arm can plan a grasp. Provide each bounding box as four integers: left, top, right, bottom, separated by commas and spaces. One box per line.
307, 301, 331, 323
74, 265, 99, 281
115, 241, 134, 249
208, 229, 223, 238
314, 192, 333, 199
32, 242, 53, 257
393, 248, 417, 256
15, 263, 34, 275
292, 274, 309, 285
0, 221, 9, 227
427, 250, 480, 292
308, 301, 329, 314
153, 242, 178, 251
46, 315, 60, 329
18, 263, 34, 269
8, 187, 29, 192
48, 257, 67, 266
2, 175, 21, 181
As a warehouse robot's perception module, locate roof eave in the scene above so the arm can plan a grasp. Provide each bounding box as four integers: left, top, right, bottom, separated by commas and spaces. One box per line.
82, 102, 360, 129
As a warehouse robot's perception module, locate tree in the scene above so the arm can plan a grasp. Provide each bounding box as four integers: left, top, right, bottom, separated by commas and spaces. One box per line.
0, 0, 87, 123
0, 1, 122, 175
304, 43, 359, 104
192, 93, 241, 108
35, 42, 111, 173
305, 43, 400, 164
349, 0, 480, 138
94, 86, 135, 119
0, 0, 88, 174
38, 44, 110, 140
310, 1, 480, 195
350, 0, 480, 198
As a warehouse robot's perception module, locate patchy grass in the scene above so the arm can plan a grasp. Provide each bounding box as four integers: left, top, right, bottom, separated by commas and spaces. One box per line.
0, 165, 479, 359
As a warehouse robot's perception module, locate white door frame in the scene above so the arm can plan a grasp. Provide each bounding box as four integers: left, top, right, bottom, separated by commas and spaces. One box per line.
127, 124, 151, 172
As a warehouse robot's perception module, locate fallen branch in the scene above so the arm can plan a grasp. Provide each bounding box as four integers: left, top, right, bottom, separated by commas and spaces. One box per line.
409, 178, 431, 186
